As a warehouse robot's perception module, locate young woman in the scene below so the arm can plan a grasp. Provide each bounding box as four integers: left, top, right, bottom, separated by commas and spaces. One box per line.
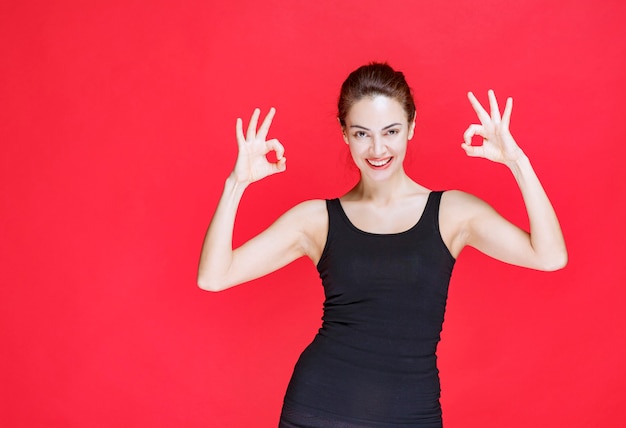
197, 63, 567, 427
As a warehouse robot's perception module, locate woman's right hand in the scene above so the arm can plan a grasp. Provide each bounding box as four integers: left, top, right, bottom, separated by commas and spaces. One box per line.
232, 107, 286, 185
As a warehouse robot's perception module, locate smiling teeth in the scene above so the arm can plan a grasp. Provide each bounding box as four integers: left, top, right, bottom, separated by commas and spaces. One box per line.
367, 158, 391, 167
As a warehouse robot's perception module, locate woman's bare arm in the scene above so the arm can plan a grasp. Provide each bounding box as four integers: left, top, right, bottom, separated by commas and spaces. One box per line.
443, 91, 567, 271
197, 108, 324, 292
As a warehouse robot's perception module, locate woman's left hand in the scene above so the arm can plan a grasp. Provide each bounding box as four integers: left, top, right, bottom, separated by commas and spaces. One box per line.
462, 90, 525, 165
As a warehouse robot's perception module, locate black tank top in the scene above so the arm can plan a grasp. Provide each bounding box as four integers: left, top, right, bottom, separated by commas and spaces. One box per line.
280, 191, 455, 428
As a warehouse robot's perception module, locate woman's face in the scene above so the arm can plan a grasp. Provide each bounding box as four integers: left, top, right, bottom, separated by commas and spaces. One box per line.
342, 95, 415, 181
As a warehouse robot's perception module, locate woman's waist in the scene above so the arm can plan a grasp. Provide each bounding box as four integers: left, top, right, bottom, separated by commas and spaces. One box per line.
319, 321, 441, 357
312, 328, 440, 374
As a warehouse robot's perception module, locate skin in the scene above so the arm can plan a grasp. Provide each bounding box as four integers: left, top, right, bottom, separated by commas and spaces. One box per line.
197, 91, 567, 292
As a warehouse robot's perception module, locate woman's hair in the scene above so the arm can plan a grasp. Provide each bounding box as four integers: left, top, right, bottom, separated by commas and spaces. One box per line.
337, 62, 416, 127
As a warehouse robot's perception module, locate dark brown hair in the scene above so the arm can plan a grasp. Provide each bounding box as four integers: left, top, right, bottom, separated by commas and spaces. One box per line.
337, 62, 416, 127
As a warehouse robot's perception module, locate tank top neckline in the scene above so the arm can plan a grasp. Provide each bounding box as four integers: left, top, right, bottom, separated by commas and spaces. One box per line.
334, 191, 436, 237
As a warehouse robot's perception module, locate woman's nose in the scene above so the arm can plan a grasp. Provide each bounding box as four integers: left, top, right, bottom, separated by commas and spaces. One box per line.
370, 135, 386, 156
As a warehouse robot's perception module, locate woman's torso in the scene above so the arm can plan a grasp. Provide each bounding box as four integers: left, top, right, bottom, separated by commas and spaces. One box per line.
280, 191, 455, 427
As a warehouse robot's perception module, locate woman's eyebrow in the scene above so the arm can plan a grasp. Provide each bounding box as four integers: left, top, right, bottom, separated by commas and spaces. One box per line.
382, 123, 402, 130
349, 123, 402, 131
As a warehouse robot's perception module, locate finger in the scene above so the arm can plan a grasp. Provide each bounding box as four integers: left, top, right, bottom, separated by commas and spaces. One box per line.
246, 108, 261, 141
271, 157, 287, 174
463, 124, 484, 145
501, 97, 513, 128
467, 91, 490, 123
236, 118, 245, 146
257, 107, 276, 140
461, 142, 484, 158
266, 138, 285, 160
488, 90, 501, 122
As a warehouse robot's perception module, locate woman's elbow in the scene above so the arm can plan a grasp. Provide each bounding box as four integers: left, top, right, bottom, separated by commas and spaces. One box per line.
197, 274, 228, 292
539, 250, 568, 272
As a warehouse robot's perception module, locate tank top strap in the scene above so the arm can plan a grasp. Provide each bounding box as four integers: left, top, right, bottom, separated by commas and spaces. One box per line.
325, 198, 343, 229
418, 190, 443, 228
423, 191, 444, 220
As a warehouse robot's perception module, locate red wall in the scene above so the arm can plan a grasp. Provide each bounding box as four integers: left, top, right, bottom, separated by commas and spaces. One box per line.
1, 1, 625, 427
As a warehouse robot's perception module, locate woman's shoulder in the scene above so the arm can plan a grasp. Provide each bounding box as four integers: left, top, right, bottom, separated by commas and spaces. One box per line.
441, 190, 492, 211
283, 199, 329, 228
440, 190, 497, 232
439, 190, 494, 257
290, 198, 328, 213
283, 199, 329, 261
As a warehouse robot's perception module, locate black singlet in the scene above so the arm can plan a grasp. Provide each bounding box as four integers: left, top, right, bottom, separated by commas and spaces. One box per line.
279, 191, 455, 428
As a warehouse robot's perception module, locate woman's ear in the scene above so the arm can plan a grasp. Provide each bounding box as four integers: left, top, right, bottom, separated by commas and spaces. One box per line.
408, 118, 416, 141
338, 118, 349, 144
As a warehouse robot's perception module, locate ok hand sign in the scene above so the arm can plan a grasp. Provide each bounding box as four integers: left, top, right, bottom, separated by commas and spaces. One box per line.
462, 90, 525, 165
232, 107, 286, 185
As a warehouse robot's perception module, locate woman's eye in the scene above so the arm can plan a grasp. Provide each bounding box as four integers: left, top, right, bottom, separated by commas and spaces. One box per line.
387, 129, 399, 135
355, 131, 367, 138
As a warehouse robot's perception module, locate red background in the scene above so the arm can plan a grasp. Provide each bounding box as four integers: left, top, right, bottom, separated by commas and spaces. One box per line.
1, 1, 625, 427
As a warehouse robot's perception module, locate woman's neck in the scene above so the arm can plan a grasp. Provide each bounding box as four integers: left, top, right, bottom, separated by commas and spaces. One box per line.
347, 170, 423, 204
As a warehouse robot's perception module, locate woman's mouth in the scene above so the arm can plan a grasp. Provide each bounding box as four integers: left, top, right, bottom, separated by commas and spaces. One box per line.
366, 157, 392, 168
